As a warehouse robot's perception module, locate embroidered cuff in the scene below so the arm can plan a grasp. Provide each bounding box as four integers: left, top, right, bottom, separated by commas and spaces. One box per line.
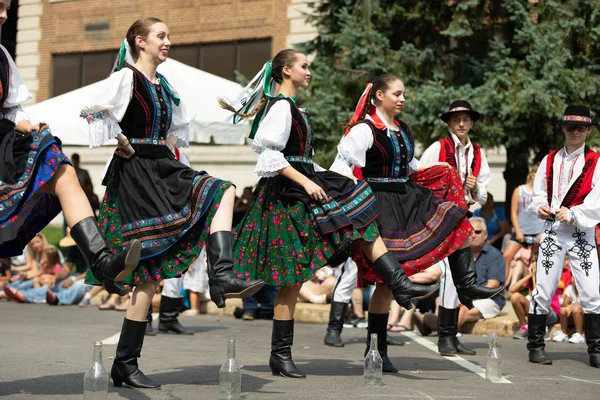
254, 147, 290, 178
568, 209, 576, 225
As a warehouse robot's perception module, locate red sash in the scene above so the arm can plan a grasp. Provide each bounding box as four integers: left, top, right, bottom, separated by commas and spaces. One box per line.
438, 136, 482, 178
546, 146, 600, 208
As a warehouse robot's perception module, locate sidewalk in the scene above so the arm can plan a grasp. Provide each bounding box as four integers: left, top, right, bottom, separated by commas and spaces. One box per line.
205, 298, 524, 337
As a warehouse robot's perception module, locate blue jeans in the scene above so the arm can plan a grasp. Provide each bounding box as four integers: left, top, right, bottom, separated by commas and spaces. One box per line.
9, 279, 35, 291
21, 279, 91, 305
243, 285, 279, 318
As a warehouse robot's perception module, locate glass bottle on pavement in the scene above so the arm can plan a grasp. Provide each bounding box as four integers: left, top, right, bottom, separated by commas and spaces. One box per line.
84, 341, 109, 400
486, 332, 503, 382
219, 339, 242, 400
364, 333, 383, 386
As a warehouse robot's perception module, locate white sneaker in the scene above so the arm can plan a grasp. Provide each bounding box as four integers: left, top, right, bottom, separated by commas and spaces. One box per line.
568, 332, 585, 344
552, 331, 569, 342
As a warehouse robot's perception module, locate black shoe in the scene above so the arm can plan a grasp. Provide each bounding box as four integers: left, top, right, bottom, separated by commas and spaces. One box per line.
242, 309, 257, 321
584, 314, 600, 368
158, 296, 194, 335
373, 252, 439, 310
145, 308, 156, 336
527, 313, 552, 365
233, 307, 244, 319
269, 319, 306, 378
207, 231, 264, 308
343, 314, 368, 328
325, 302, 347, 347
71, 216, 140, 296
437, 306, 476, 356
447, 247, 504, 309
365, 313, 398, 373
111, 318, 161, 389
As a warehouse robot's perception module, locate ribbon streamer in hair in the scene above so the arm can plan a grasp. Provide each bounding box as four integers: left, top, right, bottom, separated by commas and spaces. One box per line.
345, 82, 374, 136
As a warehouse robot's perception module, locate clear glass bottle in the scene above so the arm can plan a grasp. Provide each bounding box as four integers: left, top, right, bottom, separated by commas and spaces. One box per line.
486, 332, 503, 382
363, 333, 383, 387
219, 339, 242, 400
83, 341, 109, 400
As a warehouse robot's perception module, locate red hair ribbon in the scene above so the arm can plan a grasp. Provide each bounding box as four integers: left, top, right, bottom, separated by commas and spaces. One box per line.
344, 83, 374, 135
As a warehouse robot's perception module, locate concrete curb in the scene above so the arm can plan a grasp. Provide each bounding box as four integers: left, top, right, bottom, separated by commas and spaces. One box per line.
205, 299, 526, 337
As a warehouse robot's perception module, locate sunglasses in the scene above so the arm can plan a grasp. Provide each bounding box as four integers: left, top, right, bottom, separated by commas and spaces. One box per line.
473, 230, 484, 235
565, 126, 589, 133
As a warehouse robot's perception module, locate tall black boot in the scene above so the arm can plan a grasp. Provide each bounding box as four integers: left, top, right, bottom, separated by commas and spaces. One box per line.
145, 308, 156, 336
584, 314, 600, 368
70, 216, 139, 296
111, 318, 161, 389
437, 306, 475, 356
269, 319, 306, 378
373, 253, 439, 310
158, 295, 194, 335
207, 231, 264, 308
364, 313, 397, 373
324, 302, 348, 347
447, 247, 504, 309
527, 313, 552, 365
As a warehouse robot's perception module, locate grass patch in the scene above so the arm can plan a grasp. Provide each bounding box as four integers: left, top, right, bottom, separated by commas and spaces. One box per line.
41, 225, 64, 247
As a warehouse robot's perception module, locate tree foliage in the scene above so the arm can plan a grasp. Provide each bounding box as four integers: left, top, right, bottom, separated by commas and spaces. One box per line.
299, 0, 600, 187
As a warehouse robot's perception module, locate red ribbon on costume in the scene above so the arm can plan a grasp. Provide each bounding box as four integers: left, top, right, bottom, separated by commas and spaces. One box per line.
345, 83, 374, 135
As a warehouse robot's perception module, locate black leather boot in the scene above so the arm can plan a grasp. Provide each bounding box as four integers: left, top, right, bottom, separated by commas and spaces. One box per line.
373, 252, 439, 310
158, 295, 194, 335
437, 306, 476, 356
447, 247, 504, 309
527, 313, 552, 365
364, 313, 397, 373
70, 216, 140, 296
207, 231, 264, 308
145, 308, 156, 336
324, 302, 348, 347
269, 319, 306, 378
584, 314, 600, 368
111, 318, 161, 389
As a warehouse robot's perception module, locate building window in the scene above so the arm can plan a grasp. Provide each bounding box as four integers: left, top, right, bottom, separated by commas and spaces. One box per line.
170, 38, 272, 81
52, 51, 117, 96
50, 38, 270, 96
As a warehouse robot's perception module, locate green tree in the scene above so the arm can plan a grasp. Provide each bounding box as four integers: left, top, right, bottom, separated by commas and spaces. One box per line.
300, 0, 600, 206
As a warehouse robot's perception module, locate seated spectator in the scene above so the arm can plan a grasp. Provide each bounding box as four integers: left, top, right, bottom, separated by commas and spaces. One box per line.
552, 279, 585, 344
45, 272, 94, 306
510, 260, 560, 340
298, 266, 337, 304
458, 217, 506, 327
344, 287, 368, 328
5, 233, 56, 292
506, 246, 533, 292
234, 285, 280, 321
503, 165, 544, 282
473, 193, 511, 251
0, 258, 11, 288
77, 286, 105, 307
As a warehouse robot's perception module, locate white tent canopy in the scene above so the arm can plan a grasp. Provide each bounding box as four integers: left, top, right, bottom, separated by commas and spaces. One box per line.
25, 59, 250, 146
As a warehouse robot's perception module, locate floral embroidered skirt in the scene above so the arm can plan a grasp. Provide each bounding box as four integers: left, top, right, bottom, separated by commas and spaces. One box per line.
85, 151, 231, 285
356, 165, 472, 286
0, 122, 70, 257
233, 162, 380, 287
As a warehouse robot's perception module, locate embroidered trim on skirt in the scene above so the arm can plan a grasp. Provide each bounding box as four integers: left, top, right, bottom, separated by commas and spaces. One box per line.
233, 163, 380, 287
356, 165, 472, 285
85, 154, 231, 285
0, 124, 71, 257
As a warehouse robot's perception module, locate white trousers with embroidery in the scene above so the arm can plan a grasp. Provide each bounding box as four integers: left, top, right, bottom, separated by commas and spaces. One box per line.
438, 259, 460, 309
162, 276, 184, 299
531, 221, 600, 315
332, 258, 358, 303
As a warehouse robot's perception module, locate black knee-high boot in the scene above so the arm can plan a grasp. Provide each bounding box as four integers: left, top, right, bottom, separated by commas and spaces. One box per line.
111, 318, 161, 389
447, 247, 504, 309
158, 295, 193, 335
527, 313, 552, 365
207, 231, 264, 308
269, 319, 306, 378
364, 313, 398, 373
373, 253, 439, 310
324, 302, 348, 347
70, 216, 140, 296
437, 306, 475, 356
584, 313, 600, 368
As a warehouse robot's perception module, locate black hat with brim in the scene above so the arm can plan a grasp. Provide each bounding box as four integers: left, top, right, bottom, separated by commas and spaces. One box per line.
440, 100, 481, 123
558, 105, 597, 127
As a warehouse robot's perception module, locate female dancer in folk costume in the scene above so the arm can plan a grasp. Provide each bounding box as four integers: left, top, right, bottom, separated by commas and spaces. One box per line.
0, 0, 138, 294
221, 49, 437, 379
81, 18, 263, 390
330, 74, 504, 372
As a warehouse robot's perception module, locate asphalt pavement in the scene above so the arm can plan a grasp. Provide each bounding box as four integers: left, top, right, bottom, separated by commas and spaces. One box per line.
1, 302, 598, 400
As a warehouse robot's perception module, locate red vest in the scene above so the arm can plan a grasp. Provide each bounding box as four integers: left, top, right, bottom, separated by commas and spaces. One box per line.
438, 136, 482, 178
546, 146, 600, 208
